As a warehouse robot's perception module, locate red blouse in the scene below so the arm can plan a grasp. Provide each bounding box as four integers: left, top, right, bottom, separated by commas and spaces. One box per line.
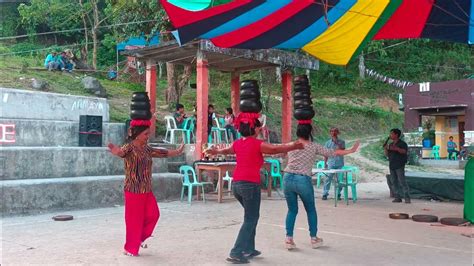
232, 137, 264, 183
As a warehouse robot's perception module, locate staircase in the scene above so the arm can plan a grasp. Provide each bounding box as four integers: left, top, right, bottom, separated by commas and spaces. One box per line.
0, 88, 183, 216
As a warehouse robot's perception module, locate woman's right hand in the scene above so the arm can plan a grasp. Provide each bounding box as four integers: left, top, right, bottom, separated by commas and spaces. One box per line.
293, 139, 305, 150
107, 143, 122, 156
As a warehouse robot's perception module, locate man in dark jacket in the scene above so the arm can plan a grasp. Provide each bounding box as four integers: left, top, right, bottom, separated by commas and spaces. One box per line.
384, 128, 410, 203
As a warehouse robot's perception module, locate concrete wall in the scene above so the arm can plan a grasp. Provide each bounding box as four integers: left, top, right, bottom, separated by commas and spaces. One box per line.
1, 147, 168, 180
0, 119, 125, 147
1, 87, 110, 121
1, 173, 183, 216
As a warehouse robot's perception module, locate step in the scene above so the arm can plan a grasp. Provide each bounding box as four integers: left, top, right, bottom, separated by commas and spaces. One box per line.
0, 118, 125, 147
0, 173, 183, 216
0, 147, 168, 180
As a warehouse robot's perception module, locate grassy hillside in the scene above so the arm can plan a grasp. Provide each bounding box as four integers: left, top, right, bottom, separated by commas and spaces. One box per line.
1, 39, 470, 142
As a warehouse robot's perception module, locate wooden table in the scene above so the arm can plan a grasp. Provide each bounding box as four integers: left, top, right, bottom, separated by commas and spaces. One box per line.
312, 168, 351, 207
195, 161, 272, 203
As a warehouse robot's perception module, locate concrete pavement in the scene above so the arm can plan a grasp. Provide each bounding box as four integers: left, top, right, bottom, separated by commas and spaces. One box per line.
1, 182, 472, 265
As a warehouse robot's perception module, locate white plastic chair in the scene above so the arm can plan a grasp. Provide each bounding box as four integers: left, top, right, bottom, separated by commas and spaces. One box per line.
210, 117, 229, 144
215, 171, 233, 193
164, 115, 186, 144
259, 114, 269, 142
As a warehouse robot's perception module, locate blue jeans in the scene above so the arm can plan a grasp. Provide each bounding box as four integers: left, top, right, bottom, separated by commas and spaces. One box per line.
230, 181, 261, 257
283, 173, 318, 237
323, 165, 343, 197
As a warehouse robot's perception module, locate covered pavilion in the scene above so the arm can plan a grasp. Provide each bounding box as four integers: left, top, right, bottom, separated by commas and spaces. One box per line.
123, 39, 319, 159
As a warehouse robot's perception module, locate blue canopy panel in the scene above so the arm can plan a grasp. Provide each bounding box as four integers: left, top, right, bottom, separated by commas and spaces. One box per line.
117, 34, 160, 51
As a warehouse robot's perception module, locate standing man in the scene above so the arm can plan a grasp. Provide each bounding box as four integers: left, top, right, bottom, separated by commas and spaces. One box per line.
322, 127, 345, 200
384, 128, 410, 203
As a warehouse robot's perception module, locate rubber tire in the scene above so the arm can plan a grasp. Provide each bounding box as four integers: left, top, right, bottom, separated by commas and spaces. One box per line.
240, 88, 261, 99
439, 217, 468, 226
294, 91, 311, 99
130, 110, 152, 120
294, 108, 315, 120
240, 99, 262, 113
52, 215, 74, 221
412, 214, 439, 223
240, 80, 259, 90
294, 99, 313, 106
130, 101, 151, 110
131, 92, 149, 101
294, 86, 311, 93
389, 213, 410, 219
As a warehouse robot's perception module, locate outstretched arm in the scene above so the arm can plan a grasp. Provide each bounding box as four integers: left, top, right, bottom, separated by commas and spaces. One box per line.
260, 140, 304, 155
152, 143, 185, 158
334, 140, 360, 156
205, 145, 235, 155
108, 143, 125, 157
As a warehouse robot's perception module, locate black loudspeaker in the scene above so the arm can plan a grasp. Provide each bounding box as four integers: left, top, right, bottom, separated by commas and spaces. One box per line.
79, 115, 103, 147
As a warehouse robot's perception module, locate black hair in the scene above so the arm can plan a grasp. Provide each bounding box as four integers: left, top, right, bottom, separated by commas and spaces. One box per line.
126, 126, 149, 142
176, 103, 184, 110
296, 124, 314, 141
226, 107, 233, 115
449, 136, 453, 139
390, 128, 402, 138
238, 119, 262, 137
208, 104, 214, 109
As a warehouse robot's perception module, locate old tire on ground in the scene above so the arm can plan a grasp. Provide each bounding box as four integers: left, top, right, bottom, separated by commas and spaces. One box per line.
440, 217, 468, 226
389, 213, 409, 219
412, 214, 438, 223
52, 215, 74, 221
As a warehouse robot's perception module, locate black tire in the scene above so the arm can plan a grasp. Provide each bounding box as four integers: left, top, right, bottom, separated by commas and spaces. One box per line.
389, 213, 410, 219
240, 80, 259, 90
294, 86, 311, 93
294, 99, 313, 106
439, 217, 468, 226
293, 75, 309, 84
52, 215, 74, 221
294, 91, 311, 99
240, 88, 261, 99
412, 214, 438, 223
294, 108, 315, 120
131, 92, 149, 101
130, 101, 151, 110
240, 99, 262, 113
130, 110, 152, 120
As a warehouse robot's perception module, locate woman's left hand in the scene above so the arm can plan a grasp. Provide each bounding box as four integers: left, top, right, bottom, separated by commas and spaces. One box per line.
177, 143, 185, 154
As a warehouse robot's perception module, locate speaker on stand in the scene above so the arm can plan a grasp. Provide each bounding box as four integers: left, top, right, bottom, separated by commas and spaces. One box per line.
79, 115, 103, 147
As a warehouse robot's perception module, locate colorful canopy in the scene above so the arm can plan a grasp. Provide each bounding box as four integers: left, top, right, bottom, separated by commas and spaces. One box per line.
161, 0, 474, 66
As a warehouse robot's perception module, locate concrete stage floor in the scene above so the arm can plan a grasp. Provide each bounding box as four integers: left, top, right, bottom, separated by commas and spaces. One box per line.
1, 182, 472, 265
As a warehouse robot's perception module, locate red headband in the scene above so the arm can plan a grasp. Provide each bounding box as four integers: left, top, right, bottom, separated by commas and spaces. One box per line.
297, 120, 312, 125
233, 112, 260, 130
130, 119, 151, 127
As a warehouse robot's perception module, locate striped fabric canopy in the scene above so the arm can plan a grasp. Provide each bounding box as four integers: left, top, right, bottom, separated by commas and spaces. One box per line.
161, 0, 474, 66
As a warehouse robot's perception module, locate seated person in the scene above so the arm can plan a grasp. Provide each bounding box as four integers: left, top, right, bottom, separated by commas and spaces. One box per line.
223, 107, 237, 141
59, 52, 74, 72
447, 136, 460, 160
173, 103, 186, 128
44, 52, 58, 71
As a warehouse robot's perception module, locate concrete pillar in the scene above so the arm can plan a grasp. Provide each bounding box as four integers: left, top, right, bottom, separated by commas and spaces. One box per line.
195, 50, 209, 159
281, 70, 293, 143
231, 72, 240, 115
146, 59, 157, 139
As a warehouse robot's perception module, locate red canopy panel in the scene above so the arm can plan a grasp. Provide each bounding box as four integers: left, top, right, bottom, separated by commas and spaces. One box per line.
373, 0, 434, 40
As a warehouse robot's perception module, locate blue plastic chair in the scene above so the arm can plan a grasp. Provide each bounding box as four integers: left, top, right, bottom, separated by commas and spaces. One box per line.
337, 166, 359, 204
179, 165, 213, 204
265, 158, 283, 189
315, 160, 325, 188
430, 145, 440, 160
182, 117, 195, 144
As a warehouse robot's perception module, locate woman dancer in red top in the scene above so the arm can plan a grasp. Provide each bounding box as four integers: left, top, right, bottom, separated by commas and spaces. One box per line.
108, 121, 184, 256
206, 116, 304, 264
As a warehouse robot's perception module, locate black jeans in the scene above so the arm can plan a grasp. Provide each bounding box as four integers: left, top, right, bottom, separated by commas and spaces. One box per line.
230, 181, 261, 257
389, 167, 410, 199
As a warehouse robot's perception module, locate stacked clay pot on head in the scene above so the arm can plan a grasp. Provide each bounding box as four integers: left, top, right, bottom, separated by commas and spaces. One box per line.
239, 79, 262, 113
293, 75, 315, 120
130, 92, 152, 120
